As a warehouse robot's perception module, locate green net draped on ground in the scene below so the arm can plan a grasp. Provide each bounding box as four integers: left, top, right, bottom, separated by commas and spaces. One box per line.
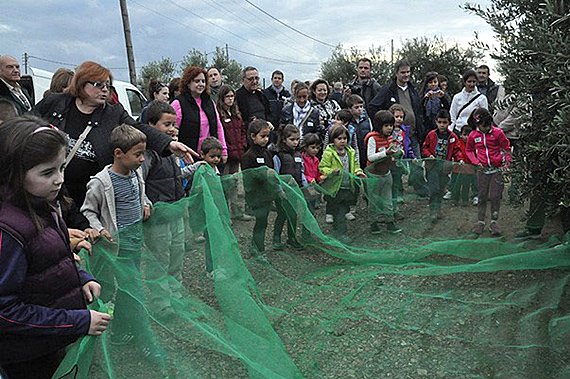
54, 161, 570, 378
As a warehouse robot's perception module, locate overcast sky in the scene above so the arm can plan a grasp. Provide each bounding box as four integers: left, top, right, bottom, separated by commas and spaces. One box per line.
1, 0, 496, 85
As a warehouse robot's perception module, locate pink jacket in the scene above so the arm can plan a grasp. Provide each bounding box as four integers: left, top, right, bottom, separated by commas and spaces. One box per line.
302, 152, 321, 183
466, 126, 511, 168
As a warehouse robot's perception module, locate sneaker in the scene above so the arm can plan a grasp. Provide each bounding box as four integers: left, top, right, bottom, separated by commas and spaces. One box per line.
287, 240, 303, 250
345, 212, 356, 221
386, 222, 402, 234
489, 220, 502, 236
370, 221, 381, 234
430, 210, 439, 223
443, 191, 452, 200
472, 196, 479, 206
272, 241, 285, 251
194, 234, 206, 243
325, 214, 334, 224
396, 196, 405, 204
472, 221, 485, 235
207, 268, 228, 280
237, 214, 255, 221
514, 229, 542, 240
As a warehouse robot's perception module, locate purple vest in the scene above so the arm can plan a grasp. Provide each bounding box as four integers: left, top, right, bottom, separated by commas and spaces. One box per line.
0, 202, 86, 362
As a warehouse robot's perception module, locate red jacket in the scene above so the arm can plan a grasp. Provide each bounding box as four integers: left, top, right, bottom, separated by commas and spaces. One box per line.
466, 126, 511, 168
220, 113, 247, 161
364, 131, 395, 175
302, 152, 321, 183
421, 129, 463, 162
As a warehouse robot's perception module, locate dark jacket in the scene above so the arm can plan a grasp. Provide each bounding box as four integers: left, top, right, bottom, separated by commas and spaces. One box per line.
263, 86, 291, 129
368, 80, 423, 139
235, 86, 271, 124
241, 144, 276, 208
279, 103, 322, 138
348, 78, 382, 109
0, 201, 92, 363
0, 79, 32, 116
477, 78, 501, 112
177, 92, 219, 153
141, 151, 185, 203
275, 146, 303, 187
33, 93, 173, 168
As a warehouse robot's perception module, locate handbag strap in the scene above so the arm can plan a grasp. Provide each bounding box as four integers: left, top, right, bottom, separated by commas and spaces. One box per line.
64, 122, 94, 167
457, 93, 482, 119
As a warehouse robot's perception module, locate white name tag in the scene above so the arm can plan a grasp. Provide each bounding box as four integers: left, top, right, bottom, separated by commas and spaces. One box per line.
256, 157, 265, 164
450, 137, 456, 143
295, 157, 302, 163
475, 137, 482, 143
224, 118, 231, 123
307, 122, 314, 127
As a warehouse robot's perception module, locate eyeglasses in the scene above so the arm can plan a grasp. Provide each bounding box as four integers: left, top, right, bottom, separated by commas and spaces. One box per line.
88, 81, 111, 90
245, 76, 260, 82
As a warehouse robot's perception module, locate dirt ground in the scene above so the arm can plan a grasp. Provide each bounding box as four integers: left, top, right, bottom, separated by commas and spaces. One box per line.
174, 180, 569, 378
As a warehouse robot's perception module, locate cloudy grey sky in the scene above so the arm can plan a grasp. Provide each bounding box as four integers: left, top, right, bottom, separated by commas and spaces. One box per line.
1, 0, 496, 85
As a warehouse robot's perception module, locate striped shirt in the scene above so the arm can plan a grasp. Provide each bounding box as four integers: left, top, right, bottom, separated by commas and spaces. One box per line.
109, 170, 142, 229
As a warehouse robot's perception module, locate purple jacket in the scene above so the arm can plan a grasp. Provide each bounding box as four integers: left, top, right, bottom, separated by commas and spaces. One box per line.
0, 201, 92, 364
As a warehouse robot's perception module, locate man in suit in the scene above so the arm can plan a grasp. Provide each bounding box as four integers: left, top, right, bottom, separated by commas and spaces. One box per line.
0, 55, 32, 115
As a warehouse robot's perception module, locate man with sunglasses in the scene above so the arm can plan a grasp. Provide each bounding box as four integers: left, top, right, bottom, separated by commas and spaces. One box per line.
0, 55, 32, 115
235, 66, 271, 125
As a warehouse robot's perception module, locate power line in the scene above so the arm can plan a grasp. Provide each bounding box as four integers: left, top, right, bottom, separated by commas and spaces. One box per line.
164, 0, 316, 65
130, 0, 321, 66
202, 0, 318, 59
243, 0, 337, 49
228, 46, 319, 65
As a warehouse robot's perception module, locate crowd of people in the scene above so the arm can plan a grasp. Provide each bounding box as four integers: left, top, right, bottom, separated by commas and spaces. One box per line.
0, 53, 553, 378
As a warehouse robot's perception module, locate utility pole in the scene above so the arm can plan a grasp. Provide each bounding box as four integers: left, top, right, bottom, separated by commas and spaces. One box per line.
225, 44, 229, 61
22, 52, 28, 74
119, 0, 137, 85
390, 39, 394, 64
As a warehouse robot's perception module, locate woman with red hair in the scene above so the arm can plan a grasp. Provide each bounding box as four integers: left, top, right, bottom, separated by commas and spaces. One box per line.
171, 66, 227, 162
34, 60, 196, 207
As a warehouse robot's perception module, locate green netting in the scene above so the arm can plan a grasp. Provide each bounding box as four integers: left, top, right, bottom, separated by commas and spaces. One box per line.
53, 161, 570, 379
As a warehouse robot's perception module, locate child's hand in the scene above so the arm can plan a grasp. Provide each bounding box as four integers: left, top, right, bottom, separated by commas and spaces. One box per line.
88, 310, 111, 336
85, 228, 100, 242
82, 281, 101, 303
143, 204, 151, 221
75, 239, 92, 255
69, 228, 87, 240
357, 172, 367, 178
99, 229, 113, 243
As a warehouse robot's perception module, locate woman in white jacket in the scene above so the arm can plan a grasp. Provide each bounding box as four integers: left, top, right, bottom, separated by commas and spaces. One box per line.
450, 69, 488, 133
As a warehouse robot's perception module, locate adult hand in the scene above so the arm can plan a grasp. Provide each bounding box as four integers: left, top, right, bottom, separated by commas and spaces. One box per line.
169, 141, 199, 164
82, 281, 101, 303
88, 310, 111, 336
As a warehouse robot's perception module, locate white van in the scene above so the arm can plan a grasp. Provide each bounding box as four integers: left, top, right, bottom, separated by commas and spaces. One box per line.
23, 67, 147, 119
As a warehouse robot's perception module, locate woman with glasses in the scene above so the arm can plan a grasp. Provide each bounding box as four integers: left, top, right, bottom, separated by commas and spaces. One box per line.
171, 66, 228, 163
34, 60, 196, 207
138, 79, 169, 123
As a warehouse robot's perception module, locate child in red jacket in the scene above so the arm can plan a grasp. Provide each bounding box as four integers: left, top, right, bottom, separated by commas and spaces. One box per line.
421, 109, 463, 221
465, 108, 511, 236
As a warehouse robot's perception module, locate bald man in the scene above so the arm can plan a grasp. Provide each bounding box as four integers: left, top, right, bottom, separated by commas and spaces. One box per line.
0, 55, 32, 115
